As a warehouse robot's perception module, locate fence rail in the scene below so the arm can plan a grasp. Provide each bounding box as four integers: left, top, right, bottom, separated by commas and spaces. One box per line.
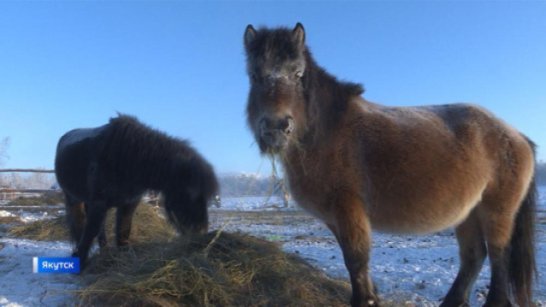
0, 169, 57, 201
0, 169, 54, 173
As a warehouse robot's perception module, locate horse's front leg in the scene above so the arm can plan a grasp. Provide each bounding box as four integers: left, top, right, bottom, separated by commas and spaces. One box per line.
329, 197, 378, 307
64, 194, 86, 244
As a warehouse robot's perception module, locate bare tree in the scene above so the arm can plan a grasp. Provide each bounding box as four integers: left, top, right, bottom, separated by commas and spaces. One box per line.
0, 137, 9, 186
0, 137, 9, 165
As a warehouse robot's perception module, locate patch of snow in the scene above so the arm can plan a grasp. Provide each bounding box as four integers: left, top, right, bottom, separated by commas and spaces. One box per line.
0, 210, 16, 218
0, 189, 544, 306
19, 212, 54, 224
215, 196, 296, 211
0, 239, 78, 306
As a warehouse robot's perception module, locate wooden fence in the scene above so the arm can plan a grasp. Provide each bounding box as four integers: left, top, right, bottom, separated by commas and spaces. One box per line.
0, 169, 56, 201
0, 169, 54, 174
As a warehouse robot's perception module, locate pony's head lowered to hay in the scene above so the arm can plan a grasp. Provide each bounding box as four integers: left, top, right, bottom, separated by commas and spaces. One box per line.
54, 114, 218, 264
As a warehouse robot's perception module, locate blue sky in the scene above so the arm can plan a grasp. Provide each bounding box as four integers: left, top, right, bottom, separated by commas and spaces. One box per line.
0, 1, 545, 175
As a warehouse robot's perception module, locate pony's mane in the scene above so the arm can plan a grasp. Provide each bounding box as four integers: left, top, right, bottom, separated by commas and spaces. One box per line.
105, 114, 193, 160
246, 26, 301, 63
100, 114, 218, 197
301, 48, 364, 140
302, 49, 364, 103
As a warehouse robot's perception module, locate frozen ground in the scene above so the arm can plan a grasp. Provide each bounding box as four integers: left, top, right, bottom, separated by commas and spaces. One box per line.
0, 187, 545, 306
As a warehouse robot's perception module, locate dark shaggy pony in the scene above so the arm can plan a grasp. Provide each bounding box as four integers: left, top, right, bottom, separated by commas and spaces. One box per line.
244, 23, 536, 307
55, 115, 218, 265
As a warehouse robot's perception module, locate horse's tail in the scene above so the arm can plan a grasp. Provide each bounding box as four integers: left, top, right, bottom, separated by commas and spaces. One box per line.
509, 138, 537, 306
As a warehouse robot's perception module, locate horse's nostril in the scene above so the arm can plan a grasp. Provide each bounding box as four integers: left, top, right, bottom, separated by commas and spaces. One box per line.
259, 116, 293, 137
284, 117, 294, 134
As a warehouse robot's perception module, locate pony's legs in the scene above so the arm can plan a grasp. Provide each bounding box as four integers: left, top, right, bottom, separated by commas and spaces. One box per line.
72, 201, 107, 266
97, 220, 107, 248
329, 198, 377, 307
64, 194, 86, 244
115, 202, 139, 246
484, 245, 512, 307
482, 213, 515, 307
441, 210, 487, 307
480, 193, 522, 307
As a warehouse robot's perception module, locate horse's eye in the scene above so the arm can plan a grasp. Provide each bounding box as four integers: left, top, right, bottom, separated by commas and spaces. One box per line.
295, 70, 303, 79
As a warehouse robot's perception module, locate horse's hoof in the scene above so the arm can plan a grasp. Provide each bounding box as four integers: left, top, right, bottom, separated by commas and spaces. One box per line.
484, 301, 512, 307
439, 301, 469, 307
352, 297, 381, 307
117, 240, 130, 247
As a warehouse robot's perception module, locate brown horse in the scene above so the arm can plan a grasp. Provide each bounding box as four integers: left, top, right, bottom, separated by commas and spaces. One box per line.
244, 23, 536, 307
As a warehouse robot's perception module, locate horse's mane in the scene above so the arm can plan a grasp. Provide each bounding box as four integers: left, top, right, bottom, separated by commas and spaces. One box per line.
301, 50, 364, 141
100, 114, 217, 195
104, 114, 194, 162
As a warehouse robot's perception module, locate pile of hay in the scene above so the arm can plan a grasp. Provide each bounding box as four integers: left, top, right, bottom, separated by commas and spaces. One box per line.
79, 231, 351, 306
7, 191, 64, 206
9, 216, 68, 241
0, 212, 22, 225
9, 203, 176, 242
9, 203, 351, 305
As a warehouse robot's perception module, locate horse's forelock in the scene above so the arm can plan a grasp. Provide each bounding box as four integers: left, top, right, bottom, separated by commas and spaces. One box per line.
246, 27, 304, 65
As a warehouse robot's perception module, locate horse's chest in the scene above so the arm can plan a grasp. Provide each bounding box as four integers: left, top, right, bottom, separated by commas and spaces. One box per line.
284, 158, 339, 223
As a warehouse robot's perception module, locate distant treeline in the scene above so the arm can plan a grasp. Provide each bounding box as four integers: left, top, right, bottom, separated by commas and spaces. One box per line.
2, 162, 544, 197
218, 173, 284, 197
218, 162, 546, 197
537, 162, 546, 186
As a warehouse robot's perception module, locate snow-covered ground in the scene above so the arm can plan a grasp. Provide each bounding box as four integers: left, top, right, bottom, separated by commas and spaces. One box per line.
0, 239, 77, 306
0, 187, 545, 306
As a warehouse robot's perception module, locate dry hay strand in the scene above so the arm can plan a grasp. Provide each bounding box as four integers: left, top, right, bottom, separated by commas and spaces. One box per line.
0, 215, 22, 225
6, 191, 64, 206
8, 216, 68, 241
78, 231, 351, 307
9, 203, 175, 242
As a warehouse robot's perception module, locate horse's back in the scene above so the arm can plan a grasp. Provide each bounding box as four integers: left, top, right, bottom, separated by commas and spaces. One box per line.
348, 101, 534, 233
57, 125, 107, 154
425, 103, 535, 188
55, 125, 108, 200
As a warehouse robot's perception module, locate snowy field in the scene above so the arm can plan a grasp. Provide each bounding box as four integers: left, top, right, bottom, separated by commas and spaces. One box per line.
0, 187, 545, 306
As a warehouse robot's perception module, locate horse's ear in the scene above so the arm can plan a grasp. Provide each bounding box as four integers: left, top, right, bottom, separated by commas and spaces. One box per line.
244, 24, 257, 50
292, 23, 305, 49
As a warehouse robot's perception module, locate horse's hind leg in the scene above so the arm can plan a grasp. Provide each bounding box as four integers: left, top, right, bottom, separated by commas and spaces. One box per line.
482, 214, 516, 306
441, 210, 487, 307
480, 193, 523, 307
97, 220, 107, 248
64, 194, 86, 244
115, 201, 139, 246
73, 201, 108, 266
329, 197, 378, 307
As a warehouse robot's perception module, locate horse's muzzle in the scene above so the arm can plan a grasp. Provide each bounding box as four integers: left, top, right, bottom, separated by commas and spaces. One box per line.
258, 116, 294, 153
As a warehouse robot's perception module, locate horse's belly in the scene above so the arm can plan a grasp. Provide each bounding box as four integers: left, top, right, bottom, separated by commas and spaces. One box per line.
368, 191, 483, 235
